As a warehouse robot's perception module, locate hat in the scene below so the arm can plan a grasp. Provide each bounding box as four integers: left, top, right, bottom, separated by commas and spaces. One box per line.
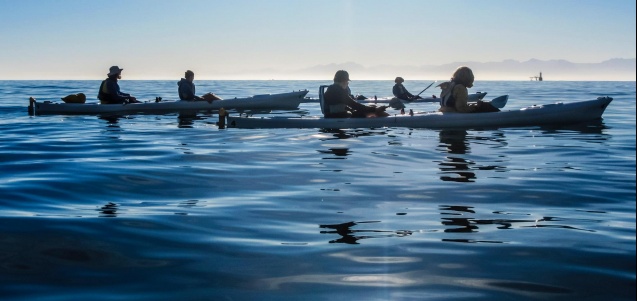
395, 77, 404, 83
333, 70, 350, 82
108, 66, 123, 76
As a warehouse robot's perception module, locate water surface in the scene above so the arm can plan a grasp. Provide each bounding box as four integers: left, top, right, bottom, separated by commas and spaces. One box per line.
0, 80, 635, 300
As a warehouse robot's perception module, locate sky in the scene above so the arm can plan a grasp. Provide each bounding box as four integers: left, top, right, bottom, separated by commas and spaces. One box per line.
0, 0, 635, 80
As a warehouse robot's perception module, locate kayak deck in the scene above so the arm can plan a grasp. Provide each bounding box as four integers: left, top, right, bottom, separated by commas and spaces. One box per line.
357, 92, 487, 104
227, 97, 613, 129
29, 90, 309, 115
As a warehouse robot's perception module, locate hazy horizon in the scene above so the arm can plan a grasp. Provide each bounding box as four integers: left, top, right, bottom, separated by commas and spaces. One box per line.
2, 58, 633, 81
1, 1, 634, 81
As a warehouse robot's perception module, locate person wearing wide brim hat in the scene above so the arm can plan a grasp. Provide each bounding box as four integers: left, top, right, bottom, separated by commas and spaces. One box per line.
392, 76, 419, 101
322, 70, 388, 118
107, 66, 123, 77
98, 65, 139, 104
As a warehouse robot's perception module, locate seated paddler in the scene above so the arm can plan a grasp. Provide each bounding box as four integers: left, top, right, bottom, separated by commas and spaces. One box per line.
323, 70, 388, 118
178, 70, 204, 101
438, 66, 499, 113
98, 66, 139, 104
178, 70, 221, 102
392, 77, 420, 101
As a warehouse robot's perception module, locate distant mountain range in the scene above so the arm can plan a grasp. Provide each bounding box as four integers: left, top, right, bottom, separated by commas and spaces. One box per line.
236, 58, 636, 81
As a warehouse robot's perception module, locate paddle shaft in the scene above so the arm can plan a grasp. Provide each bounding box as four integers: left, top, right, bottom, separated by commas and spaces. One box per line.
415, 81, 436, 97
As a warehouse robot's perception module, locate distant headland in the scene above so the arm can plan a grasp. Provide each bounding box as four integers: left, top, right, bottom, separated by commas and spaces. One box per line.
232, 58, 636, 81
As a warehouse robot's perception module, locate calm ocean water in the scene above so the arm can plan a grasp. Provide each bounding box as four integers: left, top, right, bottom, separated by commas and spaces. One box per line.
0, 80, 635, 300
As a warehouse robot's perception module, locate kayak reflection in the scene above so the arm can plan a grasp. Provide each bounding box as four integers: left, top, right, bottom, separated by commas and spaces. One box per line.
319, 221, 412, 244
318, 128, 388, 140
98, 202, 118, 217
99, 115, 122, 129
317, 148, 351, 158
437, 130, 508, 183
437, 130, 475, 182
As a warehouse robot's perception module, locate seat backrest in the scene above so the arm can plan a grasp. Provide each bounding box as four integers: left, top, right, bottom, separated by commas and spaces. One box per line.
318, 85, 330, 115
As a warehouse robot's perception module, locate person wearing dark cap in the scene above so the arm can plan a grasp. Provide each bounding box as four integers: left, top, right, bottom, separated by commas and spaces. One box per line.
392, 77, 420, 101
322, 70, 388, 118
97, 66, 139, 104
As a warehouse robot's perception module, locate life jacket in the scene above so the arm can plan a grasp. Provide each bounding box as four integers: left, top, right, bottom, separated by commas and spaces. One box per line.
440, 82, 457, 108
178, 78, 196, 100
97, 79, 110, 101
323, 84, 348, 116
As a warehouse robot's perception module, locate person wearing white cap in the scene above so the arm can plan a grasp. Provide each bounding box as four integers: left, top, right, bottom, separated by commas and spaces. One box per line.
97, 66, 139, 104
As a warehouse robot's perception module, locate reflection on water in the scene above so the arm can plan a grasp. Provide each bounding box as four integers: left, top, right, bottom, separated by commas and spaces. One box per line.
99, 115, 122, 129
437, 130, 475, 182
319, 221, 412, 244
437, 130, 508, 182
318, 148, 351, 159
439, 205, 524, 236
319, 128, 388, 140
539, 119, 608, 135
98, 202, 118, 217
437, 205, 601, 243
177, 113, 196, 128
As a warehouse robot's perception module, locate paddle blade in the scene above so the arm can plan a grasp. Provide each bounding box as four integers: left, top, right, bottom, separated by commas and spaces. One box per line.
489, 95, 508, 109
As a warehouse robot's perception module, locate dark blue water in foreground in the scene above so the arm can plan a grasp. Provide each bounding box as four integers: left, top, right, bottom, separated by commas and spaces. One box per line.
0, 80, 635, 300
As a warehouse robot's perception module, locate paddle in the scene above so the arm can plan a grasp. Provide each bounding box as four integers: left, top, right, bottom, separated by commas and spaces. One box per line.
390, 94, 508, 112
389, 81, 437, 110
415, 81, 437, 97
488, 95, 508, 109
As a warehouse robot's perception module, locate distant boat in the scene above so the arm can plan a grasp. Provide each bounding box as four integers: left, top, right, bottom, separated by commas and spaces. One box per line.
530, 72, 543, 81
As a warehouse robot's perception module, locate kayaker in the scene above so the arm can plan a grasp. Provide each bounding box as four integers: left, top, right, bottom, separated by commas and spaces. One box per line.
98, 66, 139, 104
323, 70, 388, 118
178, 70, 204, 101
392, 77, 420, 101
438, 66, 499, 113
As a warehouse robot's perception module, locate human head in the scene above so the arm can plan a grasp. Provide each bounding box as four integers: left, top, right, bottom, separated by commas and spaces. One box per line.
185, 70, 194, 80
451, 66, 474, 88
333, 70, 350, 83
395, 77, 404, 84
107, 66, 123, 78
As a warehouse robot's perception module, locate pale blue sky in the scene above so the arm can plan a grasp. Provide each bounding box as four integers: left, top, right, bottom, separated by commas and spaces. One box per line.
0, 0, 634, 79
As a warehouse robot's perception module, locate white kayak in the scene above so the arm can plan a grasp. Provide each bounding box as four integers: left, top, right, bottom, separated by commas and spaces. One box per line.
28, 90, 309, 115
357, 92, 487, 104
226, 97, 612, 129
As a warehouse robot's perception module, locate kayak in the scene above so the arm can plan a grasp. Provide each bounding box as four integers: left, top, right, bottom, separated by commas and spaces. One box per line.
357, 92, 487, 104
226, 97, 612, 129
28, 90, 309, 115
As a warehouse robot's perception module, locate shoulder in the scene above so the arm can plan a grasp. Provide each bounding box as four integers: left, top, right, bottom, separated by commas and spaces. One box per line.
452, 84, 467, 95
326, 84, 343, 92
452, 84, 466, 92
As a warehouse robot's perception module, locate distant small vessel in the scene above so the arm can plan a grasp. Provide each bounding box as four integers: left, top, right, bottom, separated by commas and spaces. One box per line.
530, 72, 543, 81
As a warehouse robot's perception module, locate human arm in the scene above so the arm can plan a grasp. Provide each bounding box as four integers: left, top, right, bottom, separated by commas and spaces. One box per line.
345, 94, 377, 113
324, 84, 377, 117
106, 80, 133, 101
452, 85, 478, 113
393, 84, 415, 100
